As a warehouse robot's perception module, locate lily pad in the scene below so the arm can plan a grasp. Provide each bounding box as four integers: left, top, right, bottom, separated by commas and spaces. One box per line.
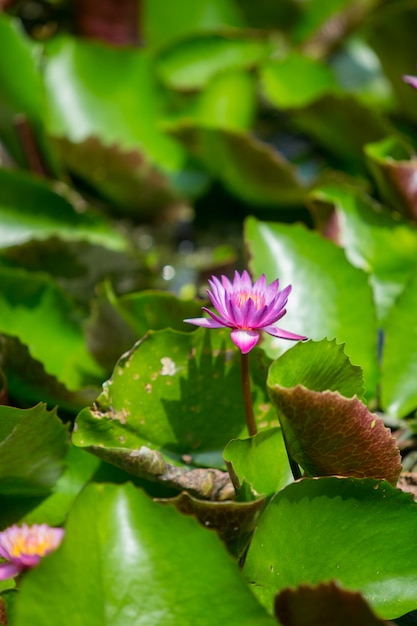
74, 328, 274, 474
173, 125, 306, 206
43, 35, 184, 171
0, 168, 128, 251
0, 404, 68, 496
244, 477, 417, 620
14, 482, 275, 626
143, 0, 244, 49
260, 52, 338, 109
223, 428, 293, 498
381, 268, 417, 418
267, 340, 401, 485
0, 267, 104, 391
156, 33, 270, 91
308, 182, 417, 322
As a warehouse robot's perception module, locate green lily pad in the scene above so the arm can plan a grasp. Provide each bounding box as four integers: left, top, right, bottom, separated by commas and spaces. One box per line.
223, 428, 293, 498
291, 93, 390, 170
0, 267, 104, 391
156, 33, 270, 91
173, 125, 306, 206
0, 168, 128, 251
74, 328, 274, 475
244, 477, 417, 620
14, 482, 275, 626
143, 0, 244, 49
308, 182, 417, 322
381, 268, 417, 418
194, 68, 257, 130
0, 404, 68, 496
0, 14, 46, 164
260, 52, 338, 109
22, 445, 101, 526
43, 35, 184, 171
245, 217, 379, 399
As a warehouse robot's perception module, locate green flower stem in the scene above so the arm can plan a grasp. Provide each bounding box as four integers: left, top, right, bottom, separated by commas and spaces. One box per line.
240, 352, 257, 437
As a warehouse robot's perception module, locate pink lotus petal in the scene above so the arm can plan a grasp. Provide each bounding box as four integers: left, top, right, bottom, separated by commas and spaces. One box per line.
264, 325, 307, 341
231, 329, 260, 354
183, 316, 225, 329
404, 74, 417, 89
0, 562, 21, 580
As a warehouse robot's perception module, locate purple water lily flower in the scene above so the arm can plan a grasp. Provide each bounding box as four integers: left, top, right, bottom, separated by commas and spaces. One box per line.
184, 270, 306, 354
0, 523, 64, 579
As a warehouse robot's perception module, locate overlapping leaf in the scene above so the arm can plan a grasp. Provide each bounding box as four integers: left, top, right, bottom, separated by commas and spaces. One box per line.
267, 340, 401, 484
0, 404, 68, 497
74, 328, 274, 481
381, 268, 417, 418
308, 182, 417, 322
0, 267, 104, 391
223, 429, 292, 498
14, 483, 275, 626
173, 125, 306, 206
244, 477, 417, 620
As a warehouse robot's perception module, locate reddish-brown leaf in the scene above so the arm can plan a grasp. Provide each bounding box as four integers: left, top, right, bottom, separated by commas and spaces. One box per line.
268, 385, 402, 486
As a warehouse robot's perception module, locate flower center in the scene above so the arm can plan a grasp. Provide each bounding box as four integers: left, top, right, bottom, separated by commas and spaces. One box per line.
10, 534, 53, 558
234, 291, 265, 310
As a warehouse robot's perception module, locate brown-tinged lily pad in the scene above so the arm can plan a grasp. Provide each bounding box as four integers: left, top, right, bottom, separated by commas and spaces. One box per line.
52, 137, 179, 218
268, 385, 401, 485
267, 339, 401, 485
275, 581, 393, 626
158, 490, 266, 557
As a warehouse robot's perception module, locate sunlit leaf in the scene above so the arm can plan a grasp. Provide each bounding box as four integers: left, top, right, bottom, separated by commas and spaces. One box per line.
0, 14, 45, 163
156, 33, 270, 91
260, 52, 338, 109
309, 182, 417, 322
14, 483, 275, 626
22, 446, 101, 526
43, 35, 184, 171
223, 428, 293, 498
74, 328, 274, 475
0, 168, 128, 251
194, 69, 257, 130
0, 404, 68, 496
143, 0, 244, 48
0, 267, 104, 390
244, 477, 417, 620
245, 218, 379, 399
381, 268, 417, 418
